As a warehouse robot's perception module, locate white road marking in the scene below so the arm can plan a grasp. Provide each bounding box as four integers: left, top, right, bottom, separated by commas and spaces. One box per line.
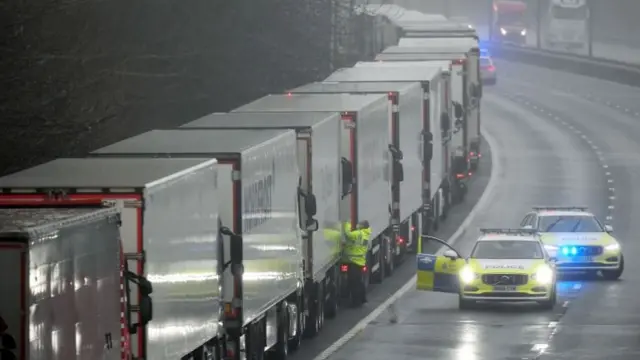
311, 127, 502, 360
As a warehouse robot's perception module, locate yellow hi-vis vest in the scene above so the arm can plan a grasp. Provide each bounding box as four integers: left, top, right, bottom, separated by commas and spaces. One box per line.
342, 222, 370, 267
323, 227, 343, 256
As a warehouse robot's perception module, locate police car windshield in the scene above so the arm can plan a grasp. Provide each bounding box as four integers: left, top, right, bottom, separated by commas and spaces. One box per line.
538, 215, 603, 232
471, 240, 544, 259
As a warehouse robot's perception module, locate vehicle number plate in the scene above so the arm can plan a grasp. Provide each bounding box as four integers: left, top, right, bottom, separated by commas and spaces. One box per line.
560, 256, 593, 262
493, 285, 517, 292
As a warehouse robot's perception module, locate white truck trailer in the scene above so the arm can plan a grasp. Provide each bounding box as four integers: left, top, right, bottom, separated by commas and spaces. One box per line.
179, 111, 342, 339
285, 81, 422, 262
0, 157, 220, 360
233, 94, 394, 286
546, 0, 589, 49
0, 206, 124, 360
89, 129, 305, 360
323, 66, 449, 251
379, 44, 483, 172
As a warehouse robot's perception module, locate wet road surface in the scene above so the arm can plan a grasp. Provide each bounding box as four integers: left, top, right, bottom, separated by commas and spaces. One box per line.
318, 84, 611, 359
494, 60, 640, 359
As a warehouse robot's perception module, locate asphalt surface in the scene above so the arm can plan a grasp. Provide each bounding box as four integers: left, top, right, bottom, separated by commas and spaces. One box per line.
287, 139, 492, 360
297, 61, 640, 360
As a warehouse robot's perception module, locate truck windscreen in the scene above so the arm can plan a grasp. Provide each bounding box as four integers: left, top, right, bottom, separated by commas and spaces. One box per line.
551, 6, 588, 20
497, 12, 525, 25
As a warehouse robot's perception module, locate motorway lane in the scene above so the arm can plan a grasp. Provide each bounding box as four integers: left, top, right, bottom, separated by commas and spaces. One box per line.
318, 93, 606, 360
288, 138, 492, 360
491, 64, 640, 359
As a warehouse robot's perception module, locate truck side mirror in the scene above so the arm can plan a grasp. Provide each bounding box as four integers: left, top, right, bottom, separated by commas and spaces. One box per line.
423, 131, 433, 161
388, 144, 403, 160
454, 103, 463, 119
229, 234, 243, 270
341, 157, 354, 197
139, 295, 153, 326
440, 112, 450, 132
305, 193, 317, 216
306, 218, 319, 232
393, 161, 404, 182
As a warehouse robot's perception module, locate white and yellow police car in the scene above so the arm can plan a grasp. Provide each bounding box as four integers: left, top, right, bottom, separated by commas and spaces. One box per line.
521, 206, 623, 280
416, 229, 557, 310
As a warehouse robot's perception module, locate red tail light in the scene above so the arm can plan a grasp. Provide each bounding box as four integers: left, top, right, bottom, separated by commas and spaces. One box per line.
410, 225, 416, 232
455, 173, 465, 179
468, 172, 473, 177
362, 266, 368, 273
340, 264, 348, 273
396, 236, 405, 244
487, 65, 495, 72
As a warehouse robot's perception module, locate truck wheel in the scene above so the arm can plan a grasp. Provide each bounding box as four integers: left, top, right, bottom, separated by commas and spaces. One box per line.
371, 241, 385, 284
287, 301, 302, 351
325, 275, 338, 319
432, 196, 440, 231
271, 304, 289, 360
385, 239, 395, 277
602, 255, 624, 280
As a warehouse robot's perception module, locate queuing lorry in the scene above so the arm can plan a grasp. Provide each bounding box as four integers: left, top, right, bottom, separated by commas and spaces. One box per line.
492, 0, 528, 45
545, 0, 589, 49
379, 44, 483, 171
285, 81, 422, 261
323, 66, 450, 252
89, 129, 306, 360
178, 111, 342, 338
0, 206, 124, 360
0, 157, 220, 360
399, 22, 478, 39
233, 94, 395, 286
397, 36, 479, 49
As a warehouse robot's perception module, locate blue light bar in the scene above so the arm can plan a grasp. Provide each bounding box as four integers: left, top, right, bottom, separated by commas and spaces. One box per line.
561, 246, 578, 256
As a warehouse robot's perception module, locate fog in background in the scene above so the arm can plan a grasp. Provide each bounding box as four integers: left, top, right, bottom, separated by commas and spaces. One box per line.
1, 0, 637, 175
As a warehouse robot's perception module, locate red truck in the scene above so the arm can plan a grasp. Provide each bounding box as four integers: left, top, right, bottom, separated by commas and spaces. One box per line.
493, 0, 528, 45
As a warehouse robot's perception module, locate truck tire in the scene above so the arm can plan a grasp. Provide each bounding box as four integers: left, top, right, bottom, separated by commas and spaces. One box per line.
304, 283, 323, 338
432, 195, 440, 232
325, 273, 338, 319
270, 304, 289, 360
385, 238, 395, 277
287, 300, 302, 351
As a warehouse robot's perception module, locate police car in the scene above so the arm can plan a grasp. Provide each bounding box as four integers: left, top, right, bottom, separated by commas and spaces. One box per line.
416, 229, 556, 310
520, 206, 623, 279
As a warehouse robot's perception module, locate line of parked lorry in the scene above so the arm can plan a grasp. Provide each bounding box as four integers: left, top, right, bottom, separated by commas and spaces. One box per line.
0, 4, 491, 360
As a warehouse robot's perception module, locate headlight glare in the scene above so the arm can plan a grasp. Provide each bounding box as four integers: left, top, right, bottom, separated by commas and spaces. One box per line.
459, 266, 476, 284
500, 27, 507, 35
521, 29, 527, 36
605, 243, 620, 251
534, 265, 553, 284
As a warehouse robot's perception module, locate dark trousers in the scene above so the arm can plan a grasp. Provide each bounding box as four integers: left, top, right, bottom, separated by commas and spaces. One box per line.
347, 263, 367, 304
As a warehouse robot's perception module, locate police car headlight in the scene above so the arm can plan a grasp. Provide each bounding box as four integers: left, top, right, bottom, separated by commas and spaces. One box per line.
500, 27, 507, 35
533, 265, 553, 285
459, 266, 476, 284
520, 29, 527, 36
605, 243, 620, 251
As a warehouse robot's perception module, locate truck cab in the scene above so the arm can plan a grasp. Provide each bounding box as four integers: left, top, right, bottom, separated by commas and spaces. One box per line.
493, 0, 528, 45
546, 0, 589, 49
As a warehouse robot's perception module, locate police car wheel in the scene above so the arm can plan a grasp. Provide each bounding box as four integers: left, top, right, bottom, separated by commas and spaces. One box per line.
602, 255, 624, 280
458, 296, 475, 310
538, 288, 556, 310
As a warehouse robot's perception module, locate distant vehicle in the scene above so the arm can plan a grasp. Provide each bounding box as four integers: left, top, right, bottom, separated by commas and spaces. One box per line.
416, 229, 557, 310
480, 56, 497, 85
545, 0, 589, 49
521, 206, 623, 280
493, 0, 528, 45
